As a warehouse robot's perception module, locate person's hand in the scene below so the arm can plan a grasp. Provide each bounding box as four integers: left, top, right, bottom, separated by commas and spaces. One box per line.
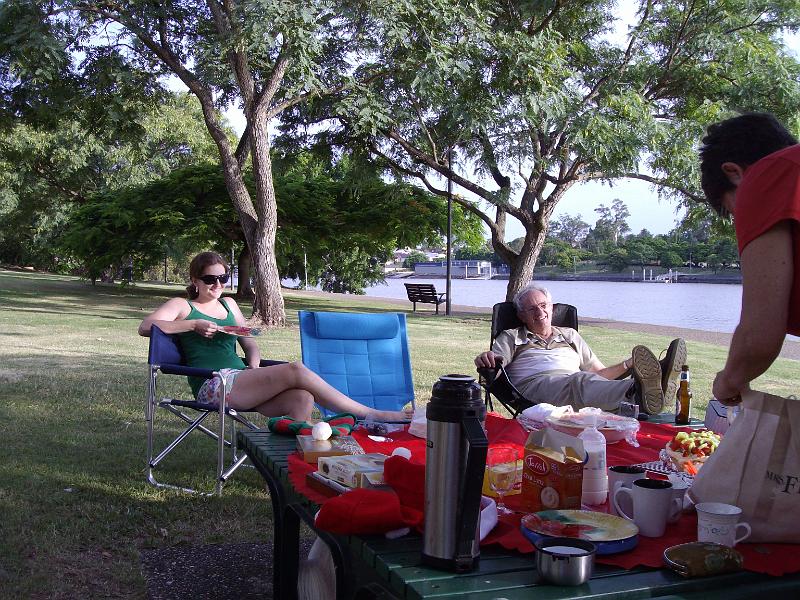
475, 351, 498, 368
712, 370, 744, 405
193, 319, 218, 338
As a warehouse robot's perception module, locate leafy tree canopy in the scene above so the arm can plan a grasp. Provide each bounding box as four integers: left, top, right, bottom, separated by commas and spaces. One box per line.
62, 156, 483, 292
0, 93, 223, 268
298, 0, 800, 299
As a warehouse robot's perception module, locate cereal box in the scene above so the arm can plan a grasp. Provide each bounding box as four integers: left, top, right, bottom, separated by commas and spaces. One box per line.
520, 429, 585, 512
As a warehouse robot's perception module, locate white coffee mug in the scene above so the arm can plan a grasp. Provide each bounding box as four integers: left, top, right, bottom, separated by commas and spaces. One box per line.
613, 478, 681, 537
608, 466, 646, 517
696, 502, 751, 547
667, 479, 690, 523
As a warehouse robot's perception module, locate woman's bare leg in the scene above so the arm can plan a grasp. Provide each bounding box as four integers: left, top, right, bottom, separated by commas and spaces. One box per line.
228, 362, 411, 421
250, 388, 314, 420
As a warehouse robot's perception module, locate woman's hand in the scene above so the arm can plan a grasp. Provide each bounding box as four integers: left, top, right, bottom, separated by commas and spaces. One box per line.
193, 319, 218, 338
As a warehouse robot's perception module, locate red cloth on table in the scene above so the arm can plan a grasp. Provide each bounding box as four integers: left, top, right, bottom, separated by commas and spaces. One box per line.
287, 414, 800, 576
315, 489, 409, 534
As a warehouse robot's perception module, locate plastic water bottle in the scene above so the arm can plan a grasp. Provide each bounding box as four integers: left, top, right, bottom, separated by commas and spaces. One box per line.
578, 415, 608, 505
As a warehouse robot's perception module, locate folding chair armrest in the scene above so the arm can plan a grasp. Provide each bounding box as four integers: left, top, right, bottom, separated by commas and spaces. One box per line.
157, 363, 216, 379
476, 365, 500, 386
259, 359, 287, 367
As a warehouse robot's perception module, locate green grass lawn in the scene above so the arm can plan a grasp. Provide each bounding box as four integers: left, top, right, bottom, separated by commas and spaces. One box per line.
1, 269, 796, 597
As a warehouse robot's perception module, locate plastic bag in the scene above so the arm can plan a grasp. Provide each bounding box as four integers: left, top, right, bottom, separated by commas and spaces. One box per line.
546, 406, 640, 447
516, 403, 558, 431
407, 405, 427, 439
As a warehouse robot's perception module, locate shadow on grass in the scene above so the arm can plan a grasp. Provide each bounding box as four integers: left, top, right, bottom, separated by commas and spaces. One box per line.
3, 384, 276, 598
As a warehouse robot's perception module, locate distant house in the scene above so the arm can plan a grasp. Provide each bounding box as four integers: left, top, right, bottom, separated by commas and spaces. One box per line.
413, 260, 493, 279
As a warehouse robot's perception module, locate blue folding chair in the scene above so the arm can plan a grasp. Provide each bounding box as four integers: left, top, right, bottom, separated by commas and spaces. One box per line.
146, 325, 282, 495
298, 311, 416, 416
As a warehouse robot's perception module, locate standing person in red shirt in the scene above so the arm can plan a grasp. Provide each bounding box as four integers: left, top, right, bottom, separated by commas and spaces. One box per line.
699, 112, 800, 404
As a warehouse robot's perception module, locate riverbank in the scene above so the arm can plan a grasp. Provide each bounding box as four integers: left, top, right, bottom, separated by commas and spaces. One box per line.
287, 287, 800, 361
388, 271, 743, 284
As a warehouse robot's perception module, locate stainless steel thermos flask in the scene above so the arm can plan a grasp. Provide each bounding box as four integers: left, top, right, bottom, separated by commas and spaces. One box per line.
422, 374, 488, 572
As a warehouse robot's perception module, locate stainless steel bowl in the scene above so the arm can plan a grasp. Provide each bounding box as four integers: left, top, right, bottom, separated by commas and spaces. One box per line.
535, 537, 596, 586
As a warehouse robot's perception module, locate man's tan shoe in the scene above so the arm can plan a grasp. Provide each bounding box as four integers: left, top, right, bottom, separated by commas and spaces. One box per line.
660, 338, 687, 406
632, 345, 664, 415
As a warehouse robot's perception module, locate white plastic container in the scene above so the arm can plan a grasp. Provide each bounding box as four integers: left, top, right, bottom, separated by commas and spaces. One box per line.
578, 415, 608, 505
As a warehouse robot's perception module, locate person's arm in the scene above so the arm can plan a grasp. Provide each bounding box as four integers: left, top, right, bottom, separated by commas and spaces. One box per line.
568, 331, 627, 379
138, 297, 216, 338
713, 222, 793, 401
592, 358, 631, 380
226, 297, 262, 368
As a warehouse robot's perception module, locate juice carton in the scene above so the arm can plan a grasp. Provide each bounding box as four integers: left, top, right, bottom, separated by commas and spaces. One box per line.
520, 428, 585, 512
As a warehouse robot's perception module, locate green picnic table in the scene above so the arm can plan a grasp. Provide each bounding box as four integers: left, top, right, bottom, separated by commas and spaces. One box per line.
238, 430, 800, 600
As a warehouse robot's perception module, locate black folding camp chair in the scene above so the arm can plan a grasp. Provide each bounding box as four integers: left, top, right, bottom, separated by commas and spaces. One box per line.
145, 325, 283, 495
477, 302, 578, 417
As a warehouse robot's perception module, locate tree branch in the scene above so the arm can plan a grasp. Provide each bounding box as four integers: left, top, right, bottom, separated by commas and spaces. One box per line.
207, 0, 256, 108
527, 0, 562, 36
370, 143, 505, 242
253, 52, 289, 119
384, 128, 507, 206
478, 132, 511, 189
583, 172, 706, 203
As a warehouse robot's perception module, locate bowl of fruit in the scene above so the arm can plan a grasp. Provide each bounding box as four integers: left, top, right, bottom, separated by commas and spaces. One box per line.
664, 430, 721, 476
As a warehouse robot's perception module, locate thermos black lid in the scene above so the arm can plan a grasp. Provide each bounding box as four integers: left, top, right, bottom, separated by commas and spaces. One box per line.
428, 374, 485, 422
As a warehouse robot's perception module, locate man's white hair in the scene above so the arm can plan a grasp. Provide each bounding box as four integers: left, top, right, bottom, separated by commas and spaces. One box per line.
512, 283, 552, 312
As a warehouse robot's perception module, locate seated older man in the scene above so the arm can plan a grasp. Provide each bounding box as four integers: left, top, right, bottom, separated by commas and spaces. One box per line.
474, 284, 687, 414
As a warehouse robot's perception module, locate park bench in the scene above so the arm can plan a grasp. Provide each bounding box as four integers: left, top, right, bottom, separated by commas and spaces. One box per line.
404, 283, 447, 314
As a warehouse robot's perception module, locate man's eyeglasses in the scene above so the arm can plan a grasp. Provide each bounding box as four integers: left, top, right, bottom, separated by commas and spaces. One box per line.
519, 302, 550, 313
198, 274, 229, 285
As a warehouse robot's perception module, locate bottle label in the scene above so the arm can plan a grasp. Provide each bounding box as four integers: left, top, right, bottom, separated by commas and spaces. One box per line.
583, 449, 606, 473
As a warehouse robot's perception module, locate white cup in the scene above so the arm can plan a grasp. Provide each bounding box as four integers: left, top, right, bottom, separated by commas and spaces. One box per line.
608, 466, 646, 517
613, 479, 681, 537
696, 502, 751, 547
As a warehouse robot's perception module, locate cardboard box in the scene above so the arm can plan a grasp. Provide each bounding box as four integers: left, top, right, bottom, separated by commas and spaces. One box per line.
296, 435, 364, 463
482, 458, 523, 498
317, 453, 388, 488
520, 429, 585, 513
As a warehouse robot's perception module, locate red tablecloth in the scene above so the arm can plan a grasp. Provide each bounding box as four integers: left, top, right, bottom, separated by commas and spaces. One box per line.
286, 414, 799, 576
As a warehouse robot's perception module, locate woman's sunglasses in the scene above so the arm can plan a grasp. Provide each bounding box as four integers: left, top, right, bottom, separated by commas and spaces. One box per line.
198, 274, 230, 285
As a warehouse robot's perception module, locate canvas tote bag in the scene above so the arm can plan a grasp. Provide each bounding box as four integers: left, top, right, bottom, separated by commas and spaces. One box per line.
689, 390, 800, 543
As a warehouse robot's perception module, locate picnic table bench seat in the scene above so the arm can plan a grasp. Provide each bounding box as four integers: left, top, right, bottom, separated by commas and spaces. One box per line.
404, 283, 446, 314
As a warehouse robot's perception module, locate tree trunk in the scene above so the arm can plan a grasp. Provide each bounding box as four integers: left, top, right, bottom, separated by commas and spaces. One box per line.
193, 102, 285, 326
235, 246, 254, 299
500, 228, 546, 302
246, 119, 285, 326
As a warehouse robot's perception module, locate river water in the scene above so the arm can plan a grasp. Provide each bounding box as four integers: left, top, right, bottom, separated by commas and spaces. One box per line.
362, 278, 743, 334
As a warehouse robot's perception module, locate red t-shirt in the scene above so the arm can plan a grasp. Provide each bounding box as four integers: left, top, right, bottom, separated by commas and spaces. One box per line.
734, 144, 800, 336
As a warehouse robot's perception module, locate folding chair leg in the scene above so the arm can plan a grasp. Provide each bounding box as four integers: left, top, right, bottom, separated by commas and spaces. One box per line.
162, 402, 232, 446
150, 411, 213, 468
217, 385, 227, 496
220, 454, 249, 483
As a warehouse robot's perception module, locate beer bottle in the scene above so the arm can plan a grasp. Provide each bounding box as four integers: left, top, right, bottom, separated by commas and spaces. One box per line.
675, 365, 692, 425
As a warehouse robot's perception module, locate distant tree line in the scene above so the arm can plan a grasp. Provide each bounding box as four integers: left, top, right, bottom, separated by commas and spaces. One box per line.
455, 199, 740, 274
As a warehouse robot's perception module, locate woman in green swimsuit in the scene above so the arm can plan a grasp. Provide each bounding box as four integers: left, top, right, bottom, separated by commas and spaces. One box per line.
139, 251, 411, 422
